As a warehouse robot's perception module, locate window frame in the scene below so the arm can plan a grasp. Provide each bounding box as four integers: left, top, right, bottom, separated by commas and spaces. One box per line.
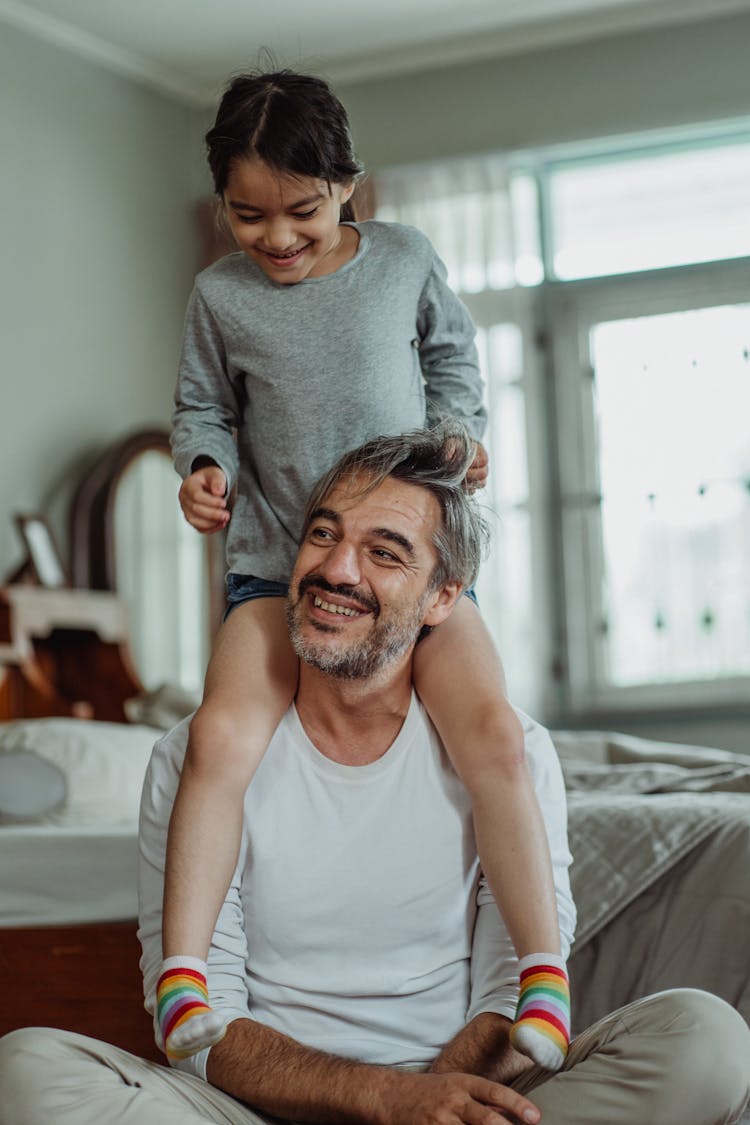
547, 255, 750, 719
460, 286, 558, 720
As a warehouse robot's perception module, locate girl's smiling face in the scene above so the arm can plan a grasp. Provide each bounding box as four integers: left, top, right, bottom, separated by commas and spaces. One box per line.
223, 156, 357, 284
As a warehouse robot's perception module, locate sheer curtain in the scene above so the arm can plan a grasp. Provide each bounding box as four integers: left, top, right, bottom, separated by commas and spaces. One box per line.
375, 156, 520, 292
373, 157, 550, 717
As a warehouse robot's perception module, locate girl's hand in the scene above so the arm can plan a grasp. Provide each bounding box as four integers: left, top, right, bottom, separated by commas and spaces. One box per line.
179, 465, 230, 534
466, 442, 489, 493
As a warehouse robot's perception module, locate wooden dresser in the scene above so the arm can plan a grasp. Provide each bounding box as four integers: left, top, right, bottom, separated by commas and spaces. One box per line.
0, 585, 142, 722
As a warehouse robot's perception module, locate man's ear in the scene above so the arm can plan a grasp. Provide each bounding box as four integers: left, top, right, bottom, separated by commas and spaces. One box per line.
422, 581, 463, 628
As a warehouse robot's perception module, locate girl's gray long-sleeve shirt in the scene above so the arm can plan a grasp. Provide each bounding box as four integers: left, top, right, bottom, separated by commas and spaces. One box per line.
172, 220, 486, 582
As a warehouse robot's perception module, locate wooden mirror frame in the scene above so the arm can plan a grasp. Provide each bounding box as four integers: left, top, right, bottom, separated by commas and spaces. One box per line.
70, 428, 225, 631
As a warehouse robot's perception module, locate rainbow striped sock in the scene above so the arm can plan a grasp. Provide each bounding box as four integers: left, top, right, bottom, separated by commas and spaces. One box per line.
156, 956, 226, 1061
509, 953, 570, 1070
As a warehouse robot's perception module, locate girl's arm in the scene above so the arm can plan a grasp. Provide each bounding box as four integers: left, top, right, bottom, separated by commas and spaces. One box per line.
416, 249, 487, 442
467, 711, 576, 1025
137, 719, 252, 1080
171, 286, 242, 493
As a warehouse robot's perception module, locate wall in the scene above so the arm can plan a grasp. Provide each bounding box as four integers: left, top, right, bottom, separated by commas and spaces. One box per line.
338, 10, 750, 168
0, 21, 200, 576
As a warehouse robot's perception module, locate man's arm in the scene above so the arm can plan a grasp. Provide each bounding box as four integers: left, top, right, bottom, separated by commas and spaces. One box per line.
206, 1016, 540, 1125
428, 1013, 533, 1086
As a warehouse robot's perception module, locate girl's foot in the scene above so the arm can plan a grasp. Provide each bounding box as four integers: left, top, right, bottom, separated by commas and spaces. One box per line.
510, 953, 570, 1071
157, 956, 227, 1060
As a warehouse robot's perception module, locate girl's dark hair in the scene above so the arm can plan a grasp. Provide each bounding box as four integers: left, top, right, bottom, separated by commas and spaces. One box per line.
206, 70, 363, 221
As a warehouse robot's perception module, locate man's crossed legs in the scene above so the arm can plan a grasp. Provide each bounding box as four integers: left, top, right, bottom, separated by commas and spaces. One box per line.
1, 990, 748, 1125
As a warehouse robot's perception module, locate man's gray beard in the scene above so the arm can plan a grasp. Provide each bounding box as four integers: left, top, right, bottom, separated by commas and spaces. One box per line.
286, 591, 430, 680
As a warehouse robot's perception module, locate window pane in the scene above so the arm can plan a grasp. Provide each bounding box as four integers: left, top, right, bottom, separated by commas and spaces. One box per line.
549, 140, 750, 279
486, 324, 528, 502
590, 303, 750, 686
509, 174, 544, 288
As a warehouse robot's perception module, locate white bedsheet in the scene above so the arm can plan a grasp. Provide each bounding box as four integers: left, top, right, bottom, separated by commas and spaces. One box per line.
0, 718, 159, 927
0, 824, 139, 926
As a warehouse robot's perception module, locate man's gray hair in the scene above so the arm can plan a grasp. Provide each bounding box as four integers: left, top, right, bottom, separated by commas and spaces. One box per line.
301, 421, 489, 590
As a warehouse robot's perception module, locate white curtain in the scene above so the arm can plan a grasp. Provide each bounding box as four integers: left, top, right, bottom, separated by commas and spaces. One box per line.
374, 155, 519, 293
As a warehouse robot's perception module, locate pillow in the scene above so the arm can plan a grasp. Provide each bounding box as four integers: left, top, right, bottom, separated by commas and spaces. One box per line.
124, 682, 199, 730
0, 718, 161, 827
0, 750, 67, 823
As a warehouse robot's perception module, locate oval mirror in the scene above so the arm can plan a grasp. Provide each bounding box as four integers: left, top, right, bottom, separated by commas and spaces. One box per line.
71, 430, 222, 696
113, 448, 210, 692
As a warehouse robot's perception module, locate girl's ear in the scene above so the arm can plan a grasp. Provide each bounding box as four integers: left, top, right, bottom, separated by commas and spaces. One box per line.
211, 198, 239, 255
340, 181, 355, 205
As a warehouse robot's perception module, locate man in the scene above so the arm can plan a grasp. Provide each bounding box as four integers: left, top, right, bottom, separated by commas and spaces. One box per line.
1, 423, 749, 1124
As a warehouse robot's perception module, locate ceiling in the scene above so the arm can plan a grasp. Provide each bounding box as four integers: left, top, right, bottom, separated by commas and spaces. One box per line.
1, 0, 749, 105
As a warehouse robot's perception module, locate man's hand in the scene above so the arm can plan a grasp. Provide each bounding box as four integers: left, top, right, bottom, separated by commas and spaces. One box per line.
179, 462, 229, 534
466, 442, 489, 493
380, 1070, 540, 1124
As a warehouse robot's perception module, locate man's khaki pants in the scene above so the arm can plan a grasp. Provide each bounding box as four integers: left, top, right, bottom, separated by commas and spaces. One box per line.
1, 990, 749, 1124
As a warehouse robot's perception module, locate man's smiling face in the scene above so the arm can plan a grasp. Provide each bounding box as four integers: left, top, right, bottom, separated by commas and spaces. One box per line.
286, 474, 453, 679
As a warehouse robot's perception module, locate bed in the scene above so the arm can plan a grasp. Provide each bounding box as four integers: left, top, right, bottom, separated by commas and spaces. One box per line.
0, 716, 163, 1059
560, 729, 750, 1035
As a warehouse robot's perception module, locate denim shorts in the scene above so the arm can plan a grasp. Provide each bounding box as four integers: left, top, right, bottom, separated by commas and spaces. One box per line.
226, 572, 478, 616
224, 573, 289, 620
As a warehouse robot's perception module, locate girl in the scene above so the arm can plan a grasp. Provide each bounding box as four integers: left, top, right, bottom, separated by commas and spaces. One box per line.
159, 69, 570, 1070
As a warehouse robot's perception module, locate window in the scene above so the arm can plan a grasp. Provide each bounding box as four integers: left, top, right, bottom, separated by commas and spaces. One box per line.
376, 128, 750, 720
552, 267, 750, 713
546, 137, 750, 279
593, 305, 750, 686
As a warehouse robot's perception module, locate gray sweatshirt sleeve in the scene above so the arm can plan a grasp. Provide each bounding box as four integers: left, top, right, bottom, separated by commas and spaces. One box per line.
171, 287, 242, 493
416, 253, 487, 442
467, 710, 576, 1021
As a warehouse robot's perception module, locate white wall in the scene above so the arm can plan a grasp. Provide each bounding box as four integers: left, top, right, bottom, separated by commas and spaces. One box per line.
338, 10, 750, 168
0, 21, 201, 575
